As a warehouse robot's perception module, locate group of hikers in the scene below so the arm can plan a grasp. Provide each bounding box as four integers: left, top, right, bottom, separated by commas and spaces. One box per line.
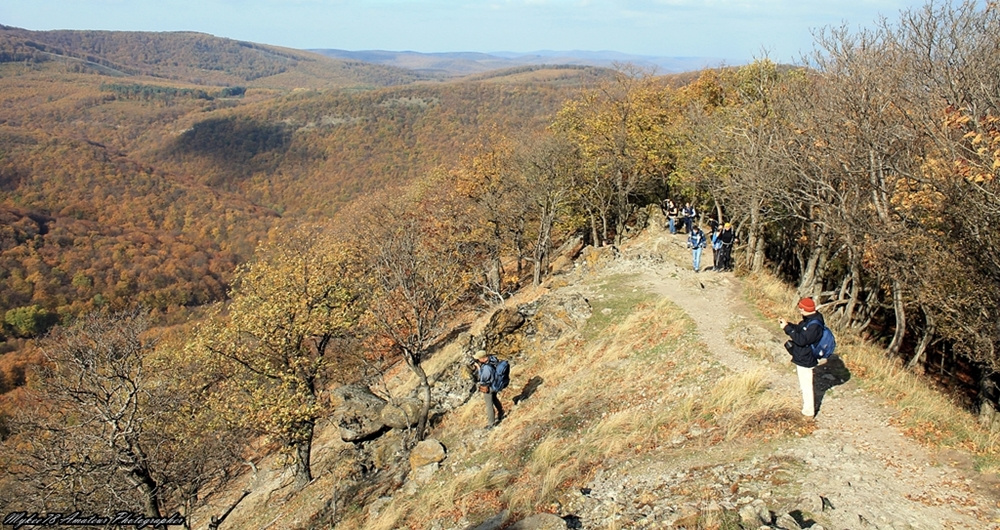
662, 199, 736, 273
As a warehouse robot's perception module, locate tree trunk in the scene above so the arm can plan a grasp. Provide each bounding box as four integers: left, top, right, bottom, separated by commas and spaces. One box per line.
746, 209, 760, 271
797, 227, 828, 297
406, 358, 432, 441
127, 462, 163, 520
908, 307, 935, 371
887, 279, 906, 356
292, 422, 314, 489
587, 208, 599, 247
751, 227, 766, 273
841, 253, 863, 328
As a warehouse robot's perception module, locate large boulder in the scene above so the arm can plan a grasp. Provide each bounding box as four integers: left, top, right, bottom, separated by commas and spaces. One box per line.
330, 384, 387, 442
483, 307, 526, 343
380, 397, 424, 429
549, 236, 584, 276
519, 292, 592, 345
481, 306, 529, 360
409, 438, 446, 470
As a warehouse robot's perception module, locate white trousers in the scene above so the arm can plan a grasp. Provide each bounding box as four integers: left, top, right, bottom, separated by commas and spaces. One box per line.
796, 365, 815, 417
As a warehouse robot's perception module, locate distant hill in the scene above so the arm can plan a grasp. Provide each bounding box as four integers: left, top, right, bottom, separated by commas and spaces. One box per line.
0, 28, 610, 330
0, 25, 432, 89
310, 48, 729, 77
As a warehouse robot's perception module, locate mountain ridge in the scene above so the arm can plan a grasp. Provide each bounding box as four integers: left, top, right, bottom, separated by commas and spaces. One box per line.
310, 48, 728, 76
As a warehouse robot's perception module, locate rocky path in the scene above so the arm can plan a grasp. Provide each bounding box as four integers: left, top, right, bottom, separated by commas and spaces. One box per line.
590, 229, 1000, 529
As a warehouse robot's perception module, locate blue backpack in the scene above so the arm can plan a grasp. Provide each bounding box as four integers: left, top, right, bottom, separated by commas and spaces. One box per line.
484, 356, 511, 393
805, 320, 837, 360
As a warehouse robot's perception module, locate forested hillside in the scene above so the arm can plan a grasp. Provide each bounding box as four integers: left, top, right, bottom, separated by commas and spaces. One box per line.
0, 29, 608, 392
0, 25, 430, 89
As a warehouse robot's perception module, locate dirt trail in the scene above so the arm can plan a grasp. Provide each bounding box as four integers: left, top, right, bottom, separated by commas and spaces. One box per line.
622, 228, 1000, 529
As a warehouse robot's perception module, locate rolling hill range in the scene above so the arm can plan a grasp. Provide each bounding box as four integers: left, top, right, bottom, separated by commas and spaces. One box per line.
311, 48, 727, 77
0, 27, 613, 341
0, 25, 433, 89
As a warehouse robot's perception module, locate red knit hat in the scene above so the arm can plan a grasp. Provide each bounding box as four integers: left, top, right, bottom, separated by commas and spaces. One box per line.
797, 297, 816, 312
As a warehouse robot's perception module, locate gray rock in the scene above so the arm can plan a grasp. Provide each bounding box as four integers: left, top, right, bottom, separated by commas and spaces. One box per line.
799, 493, 824, 514
329, 384, 386, 442
740, 501, 771, 527
409, 438, 446, 470
520, 292, 592, 344
381, 398, 424, 429
775, 512, 803, 530
507, 513, 567, 529
466, 510, 510, 530
483, 307, 526, 342
548, 236, 584, 276
411, 461, 438, 485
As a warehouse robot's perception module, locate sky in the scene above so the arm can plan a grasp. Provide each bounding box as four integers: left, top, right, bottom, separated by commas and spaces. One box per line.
1, 0, 930, 64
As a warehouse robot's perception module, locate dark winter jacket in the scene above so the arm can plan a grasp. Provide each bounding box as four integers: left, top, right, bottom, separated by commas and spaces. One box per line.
719, 228, 735, 246
783, 312, 825, 368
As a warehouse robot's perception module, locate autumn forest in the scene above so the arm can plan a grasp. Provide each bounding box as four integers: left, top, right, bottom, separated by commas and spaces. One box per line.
2, 0, 1000, 525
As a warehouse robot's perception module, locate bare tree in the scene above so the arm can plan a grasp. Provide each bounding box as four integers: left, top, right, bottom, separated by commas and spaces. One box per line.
352, 194, 476, 441
0, 308, 248, 524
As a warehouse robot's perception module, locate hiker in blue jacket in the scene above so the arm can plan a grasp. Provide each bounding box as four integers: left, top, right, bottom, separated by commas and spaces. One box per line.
474, 350, 504, 429
779, 297, 824, 417
687, 225, 707, 272
710, 224, 722, 271
681, 202, 697, 234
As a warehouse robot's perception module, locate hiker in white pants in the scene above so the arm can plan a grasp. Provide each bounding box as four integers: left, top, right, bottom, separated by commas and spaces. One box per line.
779, 297, 824, 417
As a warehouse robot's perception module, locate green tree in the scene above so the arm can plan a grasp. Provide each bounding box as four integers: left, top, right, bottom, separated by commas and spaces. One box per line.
199, 225, 361, 489
3, 305, 58, 338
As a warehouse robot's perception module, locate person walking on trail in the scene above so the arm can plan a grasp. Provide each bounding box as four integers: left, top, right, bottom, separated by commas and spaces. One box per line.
710, 224, 722, 271
666, 199, 679, 234
718, 223, 736, 272
681, 202, 697, 234
474, 350, 504, 429
687, 225, 707, 273
779, 297, 824, 417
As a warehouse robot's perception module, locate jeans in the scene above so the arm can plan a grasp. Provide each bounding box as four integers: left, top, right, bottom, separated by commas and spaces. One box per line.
692, 247, 703, 271
668, 217, 676, 234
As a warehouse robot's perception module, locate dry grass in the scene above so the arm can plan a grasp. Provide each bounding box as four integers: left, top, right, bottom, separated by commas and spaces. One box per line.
742, 271, 1000, 472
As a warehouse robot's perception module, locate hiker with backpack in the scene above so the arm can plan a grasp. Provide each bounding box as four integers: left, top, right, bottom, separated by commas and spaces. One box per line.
778, 297, 833, 418
710, 224, 722, 271
681, 202, 697, 234
687, 225, 707, 273
474, 350, 508, 429
717, 223, 736, 272
665, 199, 679, 234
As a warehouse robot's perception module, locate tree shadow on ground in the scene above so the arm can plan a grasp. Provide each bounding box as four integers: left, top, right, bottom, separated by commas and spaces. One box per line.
815, 355, 851, 414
